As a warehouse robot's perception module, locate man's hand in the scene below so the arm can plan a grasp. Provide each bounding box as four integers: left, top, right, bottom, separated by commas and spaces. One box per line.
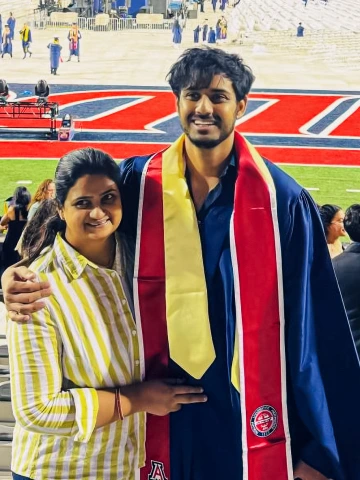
294, 461, 329, 480
2, 266, 52, 323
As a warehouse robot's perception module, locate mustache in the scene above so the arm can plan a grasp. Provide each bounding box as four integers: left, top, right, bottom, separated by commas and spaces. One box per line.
189, 115, 220, 122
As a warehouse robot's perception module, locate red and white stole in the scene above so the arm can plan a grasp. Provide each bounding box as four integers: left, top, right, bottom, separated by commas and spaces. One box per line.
134, 132, 292, 480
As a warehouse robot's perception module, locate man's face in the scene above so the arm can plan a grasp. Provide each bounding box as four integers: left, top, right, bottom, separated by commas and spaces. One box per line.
176, 74, 247, 149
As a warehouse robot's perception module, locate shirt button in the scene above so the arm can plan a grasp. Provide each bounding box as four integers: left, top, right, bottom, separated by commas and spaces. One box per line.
121, 299, 127, 305
135, 360, 140, 366
132, 330, 137, 336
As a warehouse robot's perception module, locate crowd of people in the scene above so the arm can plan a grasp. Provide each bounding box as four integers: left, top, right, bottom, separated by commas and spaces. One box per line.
2, 46, 360, 480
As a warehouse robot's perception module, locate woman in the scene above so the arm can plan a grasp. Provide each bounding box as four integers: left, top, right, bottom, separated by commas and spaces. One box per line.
319, 203, 346, 258
0, 186, 31, 269
7, 148, 206, 480
28, 179, 55, 221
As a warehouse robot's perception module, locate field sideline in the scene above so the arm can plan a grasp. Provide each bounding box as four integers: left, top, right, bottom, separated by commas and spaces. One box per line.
2, 159, 360, 212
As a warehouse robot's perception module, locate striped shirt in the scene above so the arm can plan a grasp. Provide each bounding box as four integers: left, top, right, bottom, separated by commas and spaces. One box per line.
7, 233, 145, 480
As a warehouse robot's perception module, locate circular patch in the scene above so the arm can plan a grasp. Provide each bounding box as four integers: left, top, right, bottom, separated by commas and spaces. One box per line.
250, 405, 278, 437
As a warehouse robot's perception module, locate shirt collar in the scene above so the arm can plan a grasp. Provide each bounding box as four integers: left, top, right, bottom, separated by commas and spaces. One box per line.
53, 233, 121, 280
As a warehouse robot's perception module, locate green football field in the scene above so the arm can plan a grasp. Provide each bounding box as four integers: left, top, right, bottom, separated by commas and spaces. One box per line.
1, 159, 360, 215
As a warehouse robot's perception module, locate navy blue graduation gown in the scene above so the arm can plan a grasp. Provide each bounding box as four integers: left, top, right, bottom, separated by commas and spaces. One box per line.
118, 153, 360, 480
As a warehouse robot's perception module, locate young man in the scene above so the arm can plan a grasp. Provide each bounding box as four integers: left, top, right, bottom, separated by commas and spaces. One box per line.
3, 48, 360, 480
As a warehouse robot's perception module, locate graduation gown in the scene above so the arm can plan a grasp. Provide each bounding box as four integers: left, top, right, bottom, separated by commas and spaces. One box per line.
118, 150, 360, 480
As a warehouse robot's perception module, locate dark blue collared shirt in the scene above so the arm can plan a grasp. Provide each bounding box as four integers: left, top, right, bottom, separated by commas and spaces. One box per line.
169, 156, 242, 480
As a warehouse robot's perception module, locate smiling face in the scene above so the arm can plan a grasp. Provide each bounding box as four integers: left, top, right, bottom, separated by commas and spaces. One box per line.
176, 74, 247, 150
59, 174, 122, 251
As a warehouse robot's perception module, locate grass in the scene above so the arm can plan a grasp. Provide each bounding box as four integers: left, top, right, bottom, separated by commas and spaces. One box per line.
1, 160, 360, 215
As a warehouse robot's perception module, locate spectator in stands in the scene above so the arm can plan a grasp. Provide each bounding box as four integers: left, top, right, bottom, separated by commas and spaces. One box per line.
6, 148, 205, 480
6, 12, 15, 40
212, 0, 217, 12
67, 22, 81, 62
28, 179, 55, 221
319, 203, 346, 258
19, 22, 32, 59
297, 22, 304, 36
333, 204, 360, 357
0, 186, 31, 269
1, 24, 12, 59
172, 18, 182, 48
47, 36, 62, 75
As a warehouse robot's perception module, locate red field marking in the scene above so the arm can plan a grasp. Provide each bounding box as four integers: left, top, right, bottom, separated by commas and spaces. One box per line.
1, 141, 360, 166
239, 94, 344, 135
330, 106, 360, 137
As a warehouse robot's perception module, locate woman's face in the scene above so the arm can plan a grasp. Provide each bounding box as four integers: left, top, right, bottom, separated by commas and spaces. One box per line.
329, 209, 346, 238
45, 182, 56, 199
60, 174, 122, 248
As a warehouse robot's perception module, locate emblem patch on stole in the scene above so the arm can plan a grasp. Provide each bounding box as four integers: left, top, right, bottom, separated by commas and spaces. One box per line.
250, 405, 278, 437
148, 460, 168, 480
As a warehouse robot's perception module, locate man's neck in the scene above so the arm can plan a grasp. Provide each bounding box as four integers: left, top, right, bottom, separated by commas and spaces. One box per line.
184, 135, 235, 212
184, 134, 234, 178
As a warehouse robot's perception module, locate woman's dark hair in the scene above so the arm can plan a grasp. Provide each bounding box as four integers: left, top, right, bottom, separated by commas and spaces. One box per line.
166, 47, 255, 101
24, 148, 121, 261
13, 186, 31, 217
319, 204, 342, 235
344, 204, 360, 243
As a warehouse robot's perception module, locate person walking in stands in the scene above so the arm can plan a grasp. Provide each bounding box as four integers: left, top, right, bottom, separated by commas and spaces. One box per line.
4, 47, 360, 480
172, 18, 182, 48
6, 148, 206, 480
47, 36, 62, 75
19, 22, 32, 59
67, 22, 81, 62
0, 186, 31, 269
1, 24, 12, 58
7, 12, 15, 40
297, 22, 304, 36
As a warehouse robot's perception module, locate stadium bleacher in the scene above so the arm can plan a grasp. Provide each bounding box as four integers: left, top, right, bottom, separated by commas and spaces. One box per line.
0, 304, 11, 479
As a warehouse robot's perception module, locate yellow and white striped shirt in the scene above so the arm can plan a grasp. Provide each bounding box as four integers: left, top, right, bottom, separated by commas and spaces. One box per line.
7, 233, 145, 480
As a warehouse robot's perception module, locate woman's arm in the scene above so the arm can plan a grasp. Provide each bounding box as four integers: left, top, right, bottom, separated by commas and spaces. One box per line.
0, 206, 14, 227
8, 299, 207, 440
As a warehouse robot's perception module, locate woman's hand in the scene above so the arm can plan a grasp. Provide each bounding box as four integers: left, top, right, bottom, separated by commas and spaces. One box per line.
120, 379, 207, 416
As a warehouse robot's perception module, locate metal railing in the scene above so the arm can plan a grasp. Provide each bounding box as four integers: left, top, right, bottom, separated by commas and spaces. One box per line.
33, 16, 174, 31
